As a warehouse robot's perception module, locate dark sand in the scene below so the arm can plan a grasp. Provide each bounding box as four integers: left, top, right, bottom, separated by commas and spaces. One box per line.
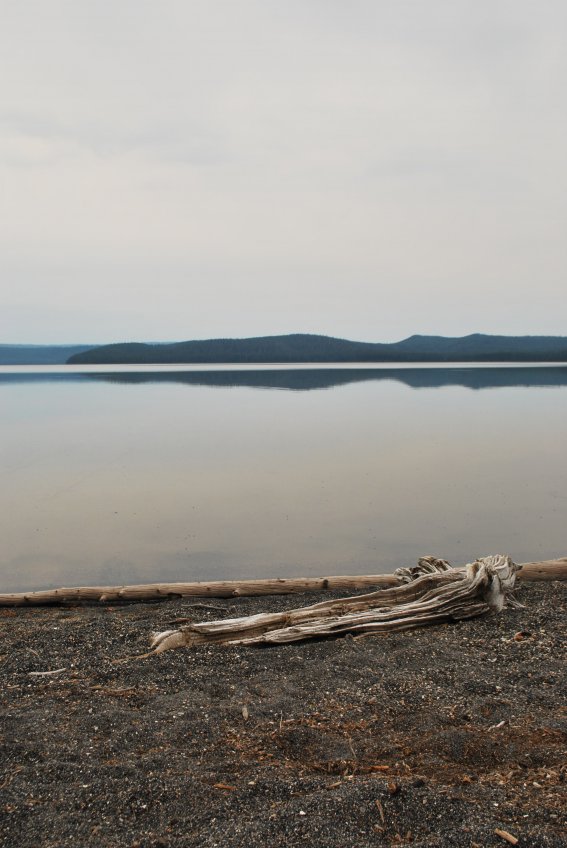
1, 581, 565, 847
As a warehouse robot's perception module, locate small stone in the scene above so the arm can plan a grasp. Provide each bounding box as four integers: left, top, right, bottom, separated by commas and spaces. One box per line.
513, 630, 532, 641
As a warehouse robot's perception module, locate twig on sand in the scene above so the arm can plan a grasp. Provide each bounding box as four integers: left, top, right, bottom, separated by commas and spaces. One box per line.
495, 828, 519, 844
28, 668, 67, 677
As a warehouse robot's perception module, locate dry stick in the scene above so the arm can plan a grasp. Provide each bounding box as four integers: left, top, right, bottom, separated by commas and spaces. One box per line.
28, 668, 67, 677
0, 557, 565, 607
495, 829, 519, 845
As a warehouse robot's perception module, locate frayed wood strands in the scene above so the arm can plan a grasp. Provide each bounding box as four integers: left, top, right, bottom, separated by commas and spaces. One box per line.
146, 555, 519, 653
0, 556, 565, 607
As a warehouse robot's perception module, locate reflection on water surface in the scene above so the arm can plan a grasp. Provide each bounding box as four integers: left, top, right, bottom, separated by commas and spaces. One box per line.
2, 364, 567, 390
1, 365, 566, 591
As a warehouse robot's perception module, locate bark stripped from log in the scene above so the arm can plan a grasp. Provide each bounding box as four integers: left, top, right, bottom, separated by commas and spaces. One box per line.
147, 555, 518, 653
0, 574, 400, 606
0, 557, 564, 607
517, 558, 567, 581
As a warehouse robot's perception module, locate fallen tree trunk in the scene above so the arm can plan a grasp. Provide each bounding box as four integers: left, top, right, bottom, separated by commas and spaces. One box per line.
0, 556, 564, 607
0, 573, 400, 606
516, 558, 567, 581
147, 555, 518, 652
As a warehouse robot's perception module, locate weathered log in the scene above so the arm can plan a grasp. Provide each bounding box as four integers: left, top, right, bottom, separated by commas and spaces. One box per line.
0, 556, 564, 607
516, 558, 567, 581
0, 574, 400, 606
147, 555, 518, 652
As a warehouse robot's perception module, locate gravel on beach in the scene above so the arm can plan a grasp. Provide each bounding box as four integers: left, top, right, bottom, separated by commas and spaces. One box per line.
0, 580, 565, 848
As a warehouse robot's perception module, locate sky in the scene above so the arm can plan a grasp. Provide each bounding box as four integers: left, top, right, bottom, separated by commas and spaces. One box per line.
1, 0, 566, 344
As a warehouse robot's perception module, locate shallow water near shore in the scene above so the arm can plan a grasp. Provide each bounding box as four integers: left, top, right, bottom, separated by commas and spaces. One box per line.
1, 363, 566, 592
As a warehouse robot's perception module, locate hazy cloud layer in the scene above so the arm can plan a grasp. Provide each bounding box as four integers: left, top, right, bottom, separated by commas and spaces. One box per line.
1, 1, 566, 343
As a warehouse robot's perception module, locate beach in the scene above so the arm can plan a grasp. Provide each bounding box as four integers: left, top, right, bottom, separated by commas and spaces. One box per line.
1, 580, 565, 847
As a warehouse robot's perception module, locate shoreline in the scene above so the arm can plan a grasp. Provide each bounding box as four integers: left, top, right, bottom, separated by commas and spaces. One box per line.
1, 581, 565, 847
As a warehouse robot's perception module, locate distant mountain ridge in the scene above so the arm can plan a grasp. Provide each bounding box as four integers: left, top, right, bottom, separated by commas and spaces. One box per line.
66, 333, 567, 364
0, 344, 93, 365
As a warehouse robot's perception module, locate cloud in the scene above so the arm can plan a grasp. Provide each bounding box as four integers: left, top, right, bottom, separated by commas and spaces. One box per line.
1, 1, 566, 342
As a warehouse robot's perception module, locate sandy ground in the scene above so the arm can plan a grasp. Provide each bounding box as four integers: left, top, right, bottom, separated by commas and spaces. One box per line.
0, 580, 565, 847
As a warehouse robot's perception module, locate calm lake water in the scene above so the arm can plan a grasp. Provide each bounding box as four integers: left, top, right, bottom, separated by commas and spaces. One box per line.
1, 363, 566, 593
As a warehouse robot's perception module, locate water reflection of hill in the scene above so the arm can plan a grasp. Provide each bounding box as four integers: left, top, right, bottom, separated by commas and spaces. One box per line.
2, 366, 567, 390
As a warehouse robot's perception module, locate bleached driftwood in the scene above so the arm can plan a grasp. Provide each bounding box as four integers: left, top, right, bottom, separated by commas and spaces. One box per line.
147, 554, 518, 653
0, 574, 399, 606
517, 558, 567, 581
0, 556, 564, 607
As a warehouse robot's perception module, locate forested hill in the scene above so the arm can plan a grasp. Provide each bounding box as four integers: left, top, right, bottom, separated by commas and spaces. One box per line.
0, 345, 93, 365
67, 333, 567, 364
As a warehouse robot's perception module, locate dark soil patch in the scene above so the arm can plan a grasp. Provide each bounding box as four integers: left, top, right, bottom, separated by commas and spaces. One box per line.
0, 581, 565, 847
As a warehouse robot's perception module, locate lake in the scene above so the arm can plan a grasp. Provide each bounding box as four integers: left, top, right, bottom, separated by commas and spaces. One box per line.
1, 363, 566, 593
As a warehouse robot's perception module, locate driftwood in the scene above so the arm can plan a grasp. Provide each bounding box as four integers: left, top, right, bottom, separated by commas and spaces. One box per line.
147, 555, 518, 653
0, 556, 565, 607
0, 574, 399, 606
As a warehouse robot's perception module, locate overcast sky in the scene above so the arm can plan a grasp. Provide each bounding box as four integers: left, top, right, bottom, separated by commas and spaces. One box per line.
1, 1, 566, 344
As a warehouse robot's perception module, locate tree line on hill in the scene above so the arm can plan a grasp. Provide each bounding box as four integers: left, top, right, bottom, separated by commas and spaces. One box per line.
66, 333, 567, 364
3, 334, 567, 365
